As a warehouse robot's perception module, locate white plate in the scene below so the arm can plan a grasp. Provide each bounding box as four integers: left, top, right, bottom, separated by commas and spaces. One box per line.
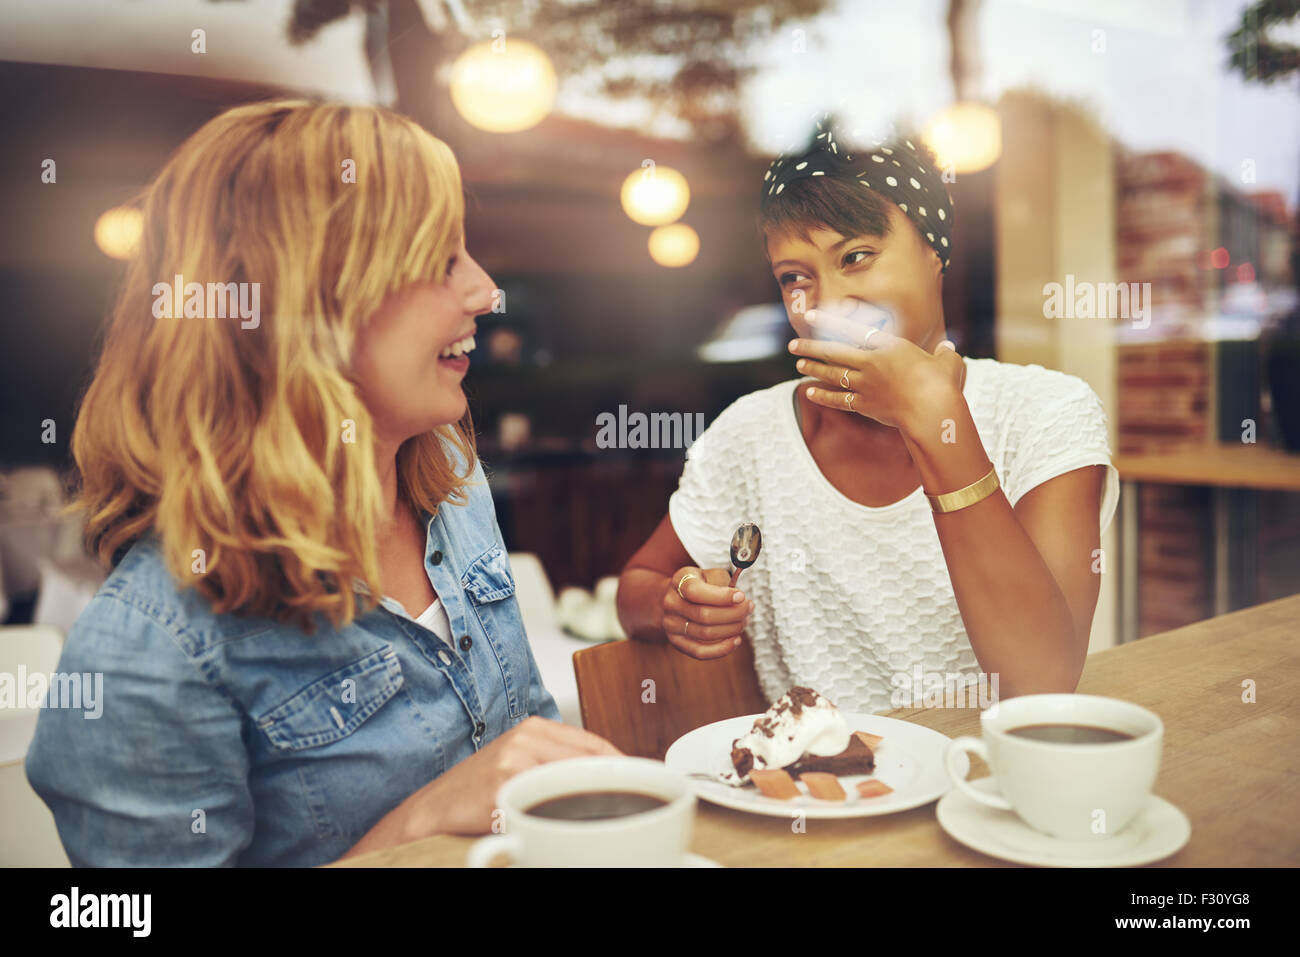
936, 777, 1192, 867
664, 712, 968, 819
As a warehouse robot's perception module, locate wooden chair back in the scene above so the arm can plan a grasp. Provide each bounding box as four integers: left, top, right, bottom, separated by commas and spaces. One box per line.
573, 638, 768, 760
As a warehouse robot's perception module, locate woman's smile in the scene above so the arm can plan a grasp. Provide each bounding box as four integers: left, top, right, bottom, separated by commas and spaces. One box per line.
437, 353, 470, 375
436, 327, 477, 375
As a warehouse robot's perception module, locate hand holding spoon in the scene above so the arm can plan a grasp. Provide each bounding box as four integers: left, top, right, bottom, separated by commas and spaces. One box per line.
729, 522, 762, 587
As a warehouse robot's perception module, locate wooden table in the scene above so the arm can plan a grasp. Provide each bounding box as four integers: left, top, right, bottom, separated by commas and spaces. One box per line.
328, 593, 1300, 868
1114, 442, 1300, 642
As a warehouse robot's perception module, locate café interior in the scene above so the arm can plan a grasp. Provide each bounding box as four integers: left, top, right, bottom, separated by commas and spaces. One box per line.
0, 0, 1297, 869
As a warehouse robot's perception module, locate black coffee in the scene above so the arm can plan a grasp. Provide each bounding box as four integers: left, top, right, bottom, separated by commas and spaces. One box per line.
1008, 723, 1135, 744
524, 791, 669, 821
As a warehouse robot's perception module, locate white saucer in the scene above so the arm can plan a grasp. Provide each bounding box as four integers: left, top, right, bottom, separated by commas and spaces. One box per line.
936, 777, 1191, 867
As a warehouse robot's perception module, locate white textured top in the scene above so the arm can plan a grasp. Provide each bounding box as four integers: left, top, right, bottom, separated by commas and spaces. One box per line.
668, 357, 1120, 714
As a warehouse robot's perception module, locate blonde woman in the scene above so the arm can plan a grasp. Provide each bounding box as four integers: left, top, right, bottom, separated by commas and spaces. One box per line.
25, 100, 618, 867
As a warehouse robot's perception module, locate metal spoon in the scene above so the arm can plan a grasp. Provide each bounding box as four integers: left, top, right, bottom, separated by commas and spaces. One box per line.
729, 522, 762, 587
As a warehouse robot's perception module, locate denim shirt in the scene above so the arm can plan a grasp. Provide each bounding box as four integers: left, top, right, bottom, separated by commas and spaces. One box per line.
24, 459, 560, 867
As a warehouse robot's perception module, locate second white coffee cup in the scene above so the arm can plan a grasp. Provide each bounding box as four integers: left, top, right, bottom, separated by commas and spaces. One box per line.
945, 693, 1163, 842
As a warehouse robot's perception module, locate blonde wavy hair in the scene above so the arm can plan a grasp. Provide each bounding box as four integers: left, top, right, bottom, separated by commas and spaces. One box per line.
70, 99, 477, 632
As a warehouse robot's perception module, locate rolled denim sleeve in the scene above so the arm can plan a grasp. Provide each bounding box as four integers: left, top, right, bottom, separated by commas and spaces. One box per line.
24, 593, 255, 866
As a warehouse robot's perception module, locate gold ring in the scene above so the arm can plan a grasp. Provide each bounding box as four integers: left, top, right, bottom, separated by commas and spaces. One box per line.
845, 392, 856, 411
839, 369, 851, 389
676, 573, 697, 599
863, 327, 879, 348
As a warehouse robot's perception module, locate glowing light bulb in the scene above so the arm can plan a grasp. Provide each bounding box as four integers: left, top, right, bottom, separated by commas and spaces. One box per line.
449, 39, 556, 133
621, 165, 690, 226
923, 103, 1001, 175
648, 224, 699, 268
94, 206, 143, 260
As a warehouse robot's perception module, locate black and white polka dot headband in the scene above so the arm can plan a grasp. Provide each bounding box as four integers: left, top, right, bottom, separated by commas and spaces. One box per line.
761, 115, 954, 272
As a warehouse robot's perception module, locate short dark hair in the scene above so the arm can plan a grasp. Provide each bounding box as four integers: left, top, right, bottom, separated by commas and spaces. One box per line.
757, 173, 894, 262
756, 137, 944, 264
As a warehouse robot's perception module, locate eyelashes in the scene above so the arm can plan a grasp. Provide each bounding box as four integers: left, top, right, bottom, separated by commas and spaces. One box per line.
778, 250, 876, 287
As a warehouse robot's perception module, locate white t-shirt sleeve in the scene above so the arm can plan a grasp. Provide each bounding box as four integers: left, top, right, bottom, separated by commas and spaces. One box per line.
667, 402, 754, 571
1002, 374, 1120, 537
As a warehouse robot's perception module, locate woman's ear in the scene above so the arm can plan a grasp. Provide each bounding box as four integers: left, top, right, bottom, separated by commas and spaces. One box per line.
925, 247, 944, 301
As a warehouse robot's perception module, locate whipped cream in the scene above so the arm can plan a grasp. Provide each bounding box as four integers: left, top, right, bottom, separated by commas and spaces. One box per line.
722, 687, 850, 786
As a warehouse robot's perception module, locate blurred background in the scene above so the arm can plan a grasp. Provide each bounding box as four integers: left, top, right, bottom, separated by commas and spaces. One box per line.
2, 0, 1298, 654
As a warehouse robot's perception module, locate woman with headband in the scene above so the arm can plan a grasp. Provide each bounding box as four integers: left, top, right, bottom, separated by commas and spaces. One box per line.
617, 116, 1119, 711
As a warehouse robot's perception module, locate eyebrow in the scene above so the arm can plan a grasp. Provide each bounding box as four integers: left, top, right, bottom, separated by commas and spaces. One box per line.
771, 235, 879, 271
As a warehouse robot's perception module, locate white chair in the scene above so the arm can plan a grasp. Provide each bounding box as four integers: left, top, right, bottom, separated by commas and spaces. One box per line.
0, 624, 70, 866
507, 553, 589, 727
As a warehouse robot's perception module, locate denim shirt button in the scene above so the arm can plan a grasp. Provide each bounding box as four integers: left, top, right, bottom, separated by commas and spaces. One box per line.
431, 550, 443, 565
459, 634, 473, 651
474, 721, 485, 737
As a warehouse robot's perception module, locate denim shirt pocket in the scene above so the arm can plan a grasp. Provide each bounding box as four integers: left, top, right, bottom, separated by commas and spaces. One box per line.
257, 647, 404, 751
461, 545, 528, 719
461, 545, 516, 604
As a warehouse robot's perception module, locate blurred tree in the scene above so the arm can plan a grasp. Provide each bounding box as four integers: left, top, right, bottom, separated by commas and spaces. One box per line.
1225, 0, 1300, 449
1225, 0, 1299, 289
210, 0, 828, 143
1225, 0, 1300, 83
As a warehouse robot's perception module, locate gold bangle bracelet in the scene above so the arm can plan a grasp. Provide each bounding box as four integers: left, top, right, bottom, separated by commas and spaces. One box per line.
925, 464, 999, 513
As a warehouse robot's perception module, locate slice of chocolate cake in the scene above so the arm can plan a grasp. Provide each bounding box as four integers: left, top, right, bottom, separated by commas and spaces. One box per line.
723, 686, 849, 785
783, 732, 875, 776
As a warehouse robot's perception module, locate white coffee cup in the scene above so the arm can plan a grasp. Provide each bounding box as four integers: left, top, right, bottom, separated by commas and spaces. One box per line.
945, 694, 1163, 841
466, 756, 695, 867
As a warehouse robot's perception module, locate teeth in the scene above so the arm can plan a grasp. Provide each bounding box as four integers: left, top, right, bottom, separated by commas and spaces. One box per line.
439, 334, 476, 359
